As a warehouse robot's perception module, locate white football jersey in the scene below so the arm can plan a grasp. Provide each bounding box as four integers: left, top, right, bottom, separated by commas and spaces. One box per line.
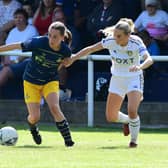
101, 35, 149, 77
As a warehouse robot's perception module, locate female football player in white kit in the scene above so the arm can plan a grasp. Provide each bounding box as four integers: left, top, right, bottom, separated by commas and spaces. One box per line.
63, 18, 153, 148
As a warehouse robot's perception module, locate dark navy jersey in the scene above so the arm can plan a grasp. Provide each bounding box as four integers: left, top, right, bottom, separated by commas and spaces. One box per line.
21, 36, 71, 85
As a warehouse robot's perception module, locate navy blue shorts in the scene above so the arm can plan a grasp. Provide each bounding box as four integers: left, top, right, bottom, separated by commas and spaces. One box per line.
9, 58, 30, 79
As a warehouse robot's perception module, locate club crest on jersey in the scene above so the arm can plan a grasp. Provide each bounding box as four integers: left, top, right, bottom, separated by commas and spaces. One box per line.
127, 50, 133, 56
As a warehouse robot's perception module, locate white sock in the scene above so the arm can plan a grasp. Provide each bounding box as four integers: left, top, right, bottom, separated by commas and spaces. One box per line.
129, 116, 140, 143
117, 112, 129, 123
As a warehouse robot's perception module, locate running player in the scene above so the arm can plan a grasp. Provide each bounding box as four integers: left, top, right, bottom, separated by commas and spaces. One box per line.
63, 18, 153, 148
0, 21, 74, 147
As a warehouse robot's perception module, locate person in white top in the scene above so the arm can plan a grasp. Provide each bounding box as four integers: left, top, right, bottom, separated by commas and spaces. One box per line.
0, 0, 21, 45
63, 18, 153, 148
0, 8, 38, 90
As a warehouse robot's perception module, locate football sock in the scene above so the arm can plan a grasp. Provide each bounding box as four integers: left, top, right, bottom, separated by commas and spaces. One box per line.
117, 111, 129, 123
28, 122, 38, 130
27, 121, 42, 145
129, 116, 140, 143
56, 120, 74, 146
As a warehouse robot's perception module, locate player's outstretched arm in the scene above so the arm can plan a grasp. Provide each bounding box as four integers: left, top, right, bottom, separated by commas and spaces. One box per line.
0, 42, 22, 52
63, 42, 104, 67
71, 42, 103, 62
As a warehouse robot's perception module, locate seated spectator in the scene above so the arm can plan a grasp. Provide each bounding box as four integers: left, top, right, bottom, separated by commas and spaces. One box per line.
137, 30, 160, 55
137, 30, 162, 77
134, 0, 168, 54
3, 8, 39, 65
33, 0, 55, 35
55, 0, 79, 26
0, 8, 38, 96
52, 8, 81, 52
22, 1, 34, 25
0, 0, 21, 45
73, 0, 102, 47
86, 0, 125, 43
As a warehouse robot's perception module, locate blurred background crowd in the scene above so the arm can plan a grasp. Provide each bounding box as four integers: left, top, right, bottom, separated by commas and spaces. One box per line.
0, 0, 167, 101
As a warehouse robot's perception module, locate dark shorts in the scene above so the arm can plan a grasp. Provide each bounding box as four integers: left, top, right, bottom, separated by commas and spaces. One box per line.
9, 58, 30, 79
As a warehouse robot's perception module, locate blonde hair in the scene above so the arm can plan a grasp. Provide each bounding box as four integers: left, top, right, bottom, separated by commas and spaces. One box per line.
102, 18, 134, 37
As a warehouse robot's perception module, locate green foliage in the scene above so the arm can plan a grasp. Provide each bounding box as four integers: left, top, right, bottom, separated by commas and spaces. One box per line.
0, 124, 168, 168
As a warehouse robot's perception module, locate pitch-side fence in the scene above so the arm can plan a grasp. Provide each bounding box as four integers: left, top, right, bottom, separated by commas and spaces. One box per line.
0, 51, 168, 127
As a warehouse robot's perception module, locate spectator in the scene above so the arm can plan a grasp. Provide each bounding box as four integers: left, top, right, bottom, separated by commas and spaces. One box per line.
0, 0, 21, 45
55, 0, 79, 26
22, 1, 34, 25
134, 0, 168, 54
0, 8, 38, 96
52, 8, 81, 52
17, 0, 40, 12
86, 0, 125, 43
73, 0, 102, 47
137, 30, 162, 77
137, 30, 160, 56
33, 0, 55, 35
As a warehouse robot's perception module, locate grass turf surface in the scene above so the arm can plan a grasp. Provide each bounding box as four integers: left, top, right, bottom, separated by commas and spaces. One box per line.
0, 124, 168, 168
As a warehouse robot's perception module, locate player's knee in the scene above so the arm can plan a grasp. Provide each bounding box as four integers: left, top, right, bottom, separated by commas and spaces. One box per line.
106, 114, 118, 123
28, 114, 40, 124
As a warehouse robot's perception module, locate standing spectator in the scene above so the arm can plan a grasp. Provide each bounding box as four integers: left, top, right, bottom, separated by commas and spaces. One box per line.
134, 0, 168, 54
33, 0, 55, 35
86, 0, 125, 43
0, 0, 21, 45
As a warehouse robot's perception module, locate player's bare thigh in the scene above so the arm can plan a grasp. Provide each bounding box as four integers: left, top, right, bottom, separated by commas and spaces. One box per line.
106, 92, 124, 122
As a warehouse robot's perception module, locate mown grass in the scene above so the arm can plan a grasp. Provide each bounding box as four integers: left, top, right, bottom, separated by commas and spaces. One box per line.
0, 123, 168, 168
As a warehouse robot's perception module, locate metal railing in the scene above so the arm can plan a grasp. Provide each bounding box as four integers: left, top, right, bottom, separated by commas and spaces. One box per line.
0, 51, 168, 126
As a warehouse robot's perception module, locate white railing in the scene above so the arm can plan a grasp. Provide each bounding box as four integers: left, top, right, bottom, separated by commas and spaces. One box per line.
0, 51, 168, 127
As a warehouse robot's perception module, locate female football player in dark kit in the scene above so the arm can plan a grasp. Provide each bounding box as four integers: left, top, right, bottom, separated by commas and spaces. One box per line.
0, 21, 74, 147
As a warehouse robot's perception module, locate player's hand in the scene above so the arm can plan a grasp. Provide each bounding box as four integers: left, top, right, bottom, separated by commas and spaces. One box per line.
62, 57, 74, 67
129, 65, 141, 72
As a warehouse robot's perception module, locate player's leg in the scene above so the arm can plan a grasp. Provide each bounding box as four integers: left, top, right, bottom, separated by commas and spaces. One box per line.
24, 80, 42, 145
43, 81, 74, 147
106, 76, 129, 124
0, 66, 13, 86
127, 91, 142, 147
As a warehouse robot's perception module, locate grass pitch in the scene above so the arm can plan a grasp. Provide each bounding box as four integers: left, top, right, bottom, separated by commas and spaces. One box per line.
0, 124, 168, 168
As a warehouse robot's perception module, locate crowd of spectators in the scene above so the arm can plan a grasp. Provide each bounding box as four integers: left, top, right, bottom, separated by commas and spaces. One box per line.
0, 0, 168, 101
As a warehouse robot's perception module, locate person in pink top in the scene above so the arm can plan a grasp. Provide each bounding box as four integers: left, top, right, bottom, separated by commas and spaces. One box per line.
33, 0, 56, 35
134, 0, 168, 54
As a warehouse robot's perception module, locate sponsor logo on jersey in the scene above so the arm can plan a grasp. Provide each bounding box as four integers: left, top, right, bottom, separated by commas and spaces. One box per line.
127, 50, 133, 56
